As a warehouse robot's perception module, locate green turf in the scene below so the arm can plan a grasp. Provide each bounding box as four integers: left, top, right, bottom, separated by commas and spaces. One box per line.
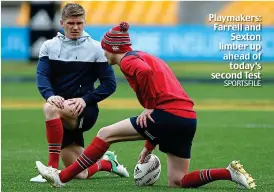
2, 61, 273, 191
1, 82, 273, 101
2, 109, 274, 191
2, 62, 274, 78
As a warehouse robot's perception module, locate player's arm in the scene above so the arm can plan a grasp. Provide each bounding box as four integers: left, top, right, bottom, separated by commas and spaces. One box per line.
82, 48, 117, 105
139, 141, 156, 163
137, 66, 157, 109
123, 57, 157, 129
36, 42, 64, 108
125, 59, 156, 109
36, 42, 55, 100
123, 58, 158, 157
123, 58, 157, 109
145, 140, 156, 151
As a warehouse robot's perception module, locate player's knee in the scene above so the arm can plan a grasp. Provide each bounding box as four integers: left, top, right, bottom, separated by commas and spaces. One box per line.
60, 100, 77, 118
168, 173, 185, 188
43, 103, 60, 120
97, 127, 112, 143
62, 100, 72, 111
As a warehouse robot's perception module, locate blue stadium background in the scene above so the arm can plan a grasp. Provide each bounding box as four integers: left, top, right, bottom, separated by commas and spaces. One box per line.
2, 1, 274, 62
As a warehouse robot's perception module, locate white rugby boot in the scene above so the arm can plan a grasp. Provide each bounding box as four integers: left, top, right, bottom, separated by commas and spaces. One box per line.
30, 174, 47, 183
226, 160, 256, 189
35, 161, 64, 188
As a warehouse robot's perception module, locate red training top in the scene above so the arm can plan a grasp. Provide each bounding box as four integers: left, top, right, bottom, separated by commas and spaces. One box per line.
120, 51, 196, 119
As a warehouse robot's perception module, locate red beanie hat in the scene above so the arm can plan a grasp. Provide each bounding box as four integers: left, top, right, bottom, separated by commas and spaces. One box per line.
101, 22, 132, 53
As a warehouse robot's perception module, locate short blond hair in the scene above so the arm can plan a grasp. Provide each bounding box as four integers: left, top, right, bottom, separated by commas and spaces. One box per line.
61, 3, 85, 20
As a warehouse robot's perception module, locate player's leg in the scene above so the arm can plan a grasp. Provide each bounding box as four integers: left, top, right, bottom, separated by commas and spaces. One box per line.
61, 139, 120, 180
62, 105, 129, 179
60, 139, 128, 180
60, 105, 101, 180
84, 113, 157, 178
30, 100, 79, 182
36, 118, 144, 187
162, 116, 256, 189
60, 134, 88, 179
159, 116, 231, 188
167, 153, 232, 188
62, 145, 129, 180
32, 100, 92, 182
42, 103, 128, 181
59, 119, 143, 181
87, 151, 130, 179
166, 154, 190, 187
167, 154, 256, 189
42, 100, 79, 169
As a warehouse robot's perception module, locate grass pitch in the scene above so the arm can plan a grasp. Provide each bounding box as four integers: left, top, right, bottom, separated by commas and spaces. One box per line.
1, 62, 273, 191
2, 109, 274, 192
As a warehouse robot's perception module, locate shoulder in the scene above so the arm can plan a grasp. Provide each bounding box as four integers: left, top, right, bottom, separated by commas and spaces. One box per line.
121, 51, 143, 66
121, 51, 152, 73
120, 55, 140, 73
85, 38, 107, 62
39, 37, 58, 51
85, 38, 103, 54
43, 37, 60, 48
39, 39, 52, 58
38, 37, 61, 58
86, 38, 101, 49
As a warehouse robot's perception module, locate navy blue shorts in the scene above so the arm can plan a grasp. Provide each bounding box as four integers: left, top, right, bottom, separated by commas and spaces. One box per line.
62, 106, 98, 149
130, 109, 197, 158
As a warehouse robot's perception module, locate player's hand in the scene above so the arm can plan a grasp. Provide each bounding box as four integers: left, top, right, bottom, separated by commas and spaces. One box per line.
138, 147, 152, 164
47, 96, 65, 109
136, 109, 155, 128
67, 98, 86, 116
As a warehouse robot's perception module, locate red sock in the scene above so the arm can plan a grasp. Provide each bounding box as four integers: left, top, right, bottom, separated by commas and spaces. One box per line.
87, 160, 112, 178
181, 168, 231, 188
46, 118, 63, 169
59, 137, 110, 183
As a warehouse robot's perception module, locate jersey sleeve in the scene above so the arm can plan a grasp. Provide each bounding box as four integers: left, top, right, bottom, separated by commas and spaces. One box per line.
121, 57, 157, 109
36, 41, 55, 100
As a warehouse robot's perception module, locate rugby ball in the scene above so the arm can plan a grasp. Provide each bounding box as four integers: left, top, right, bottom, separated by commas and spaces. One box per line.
134, 154, 161, 186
